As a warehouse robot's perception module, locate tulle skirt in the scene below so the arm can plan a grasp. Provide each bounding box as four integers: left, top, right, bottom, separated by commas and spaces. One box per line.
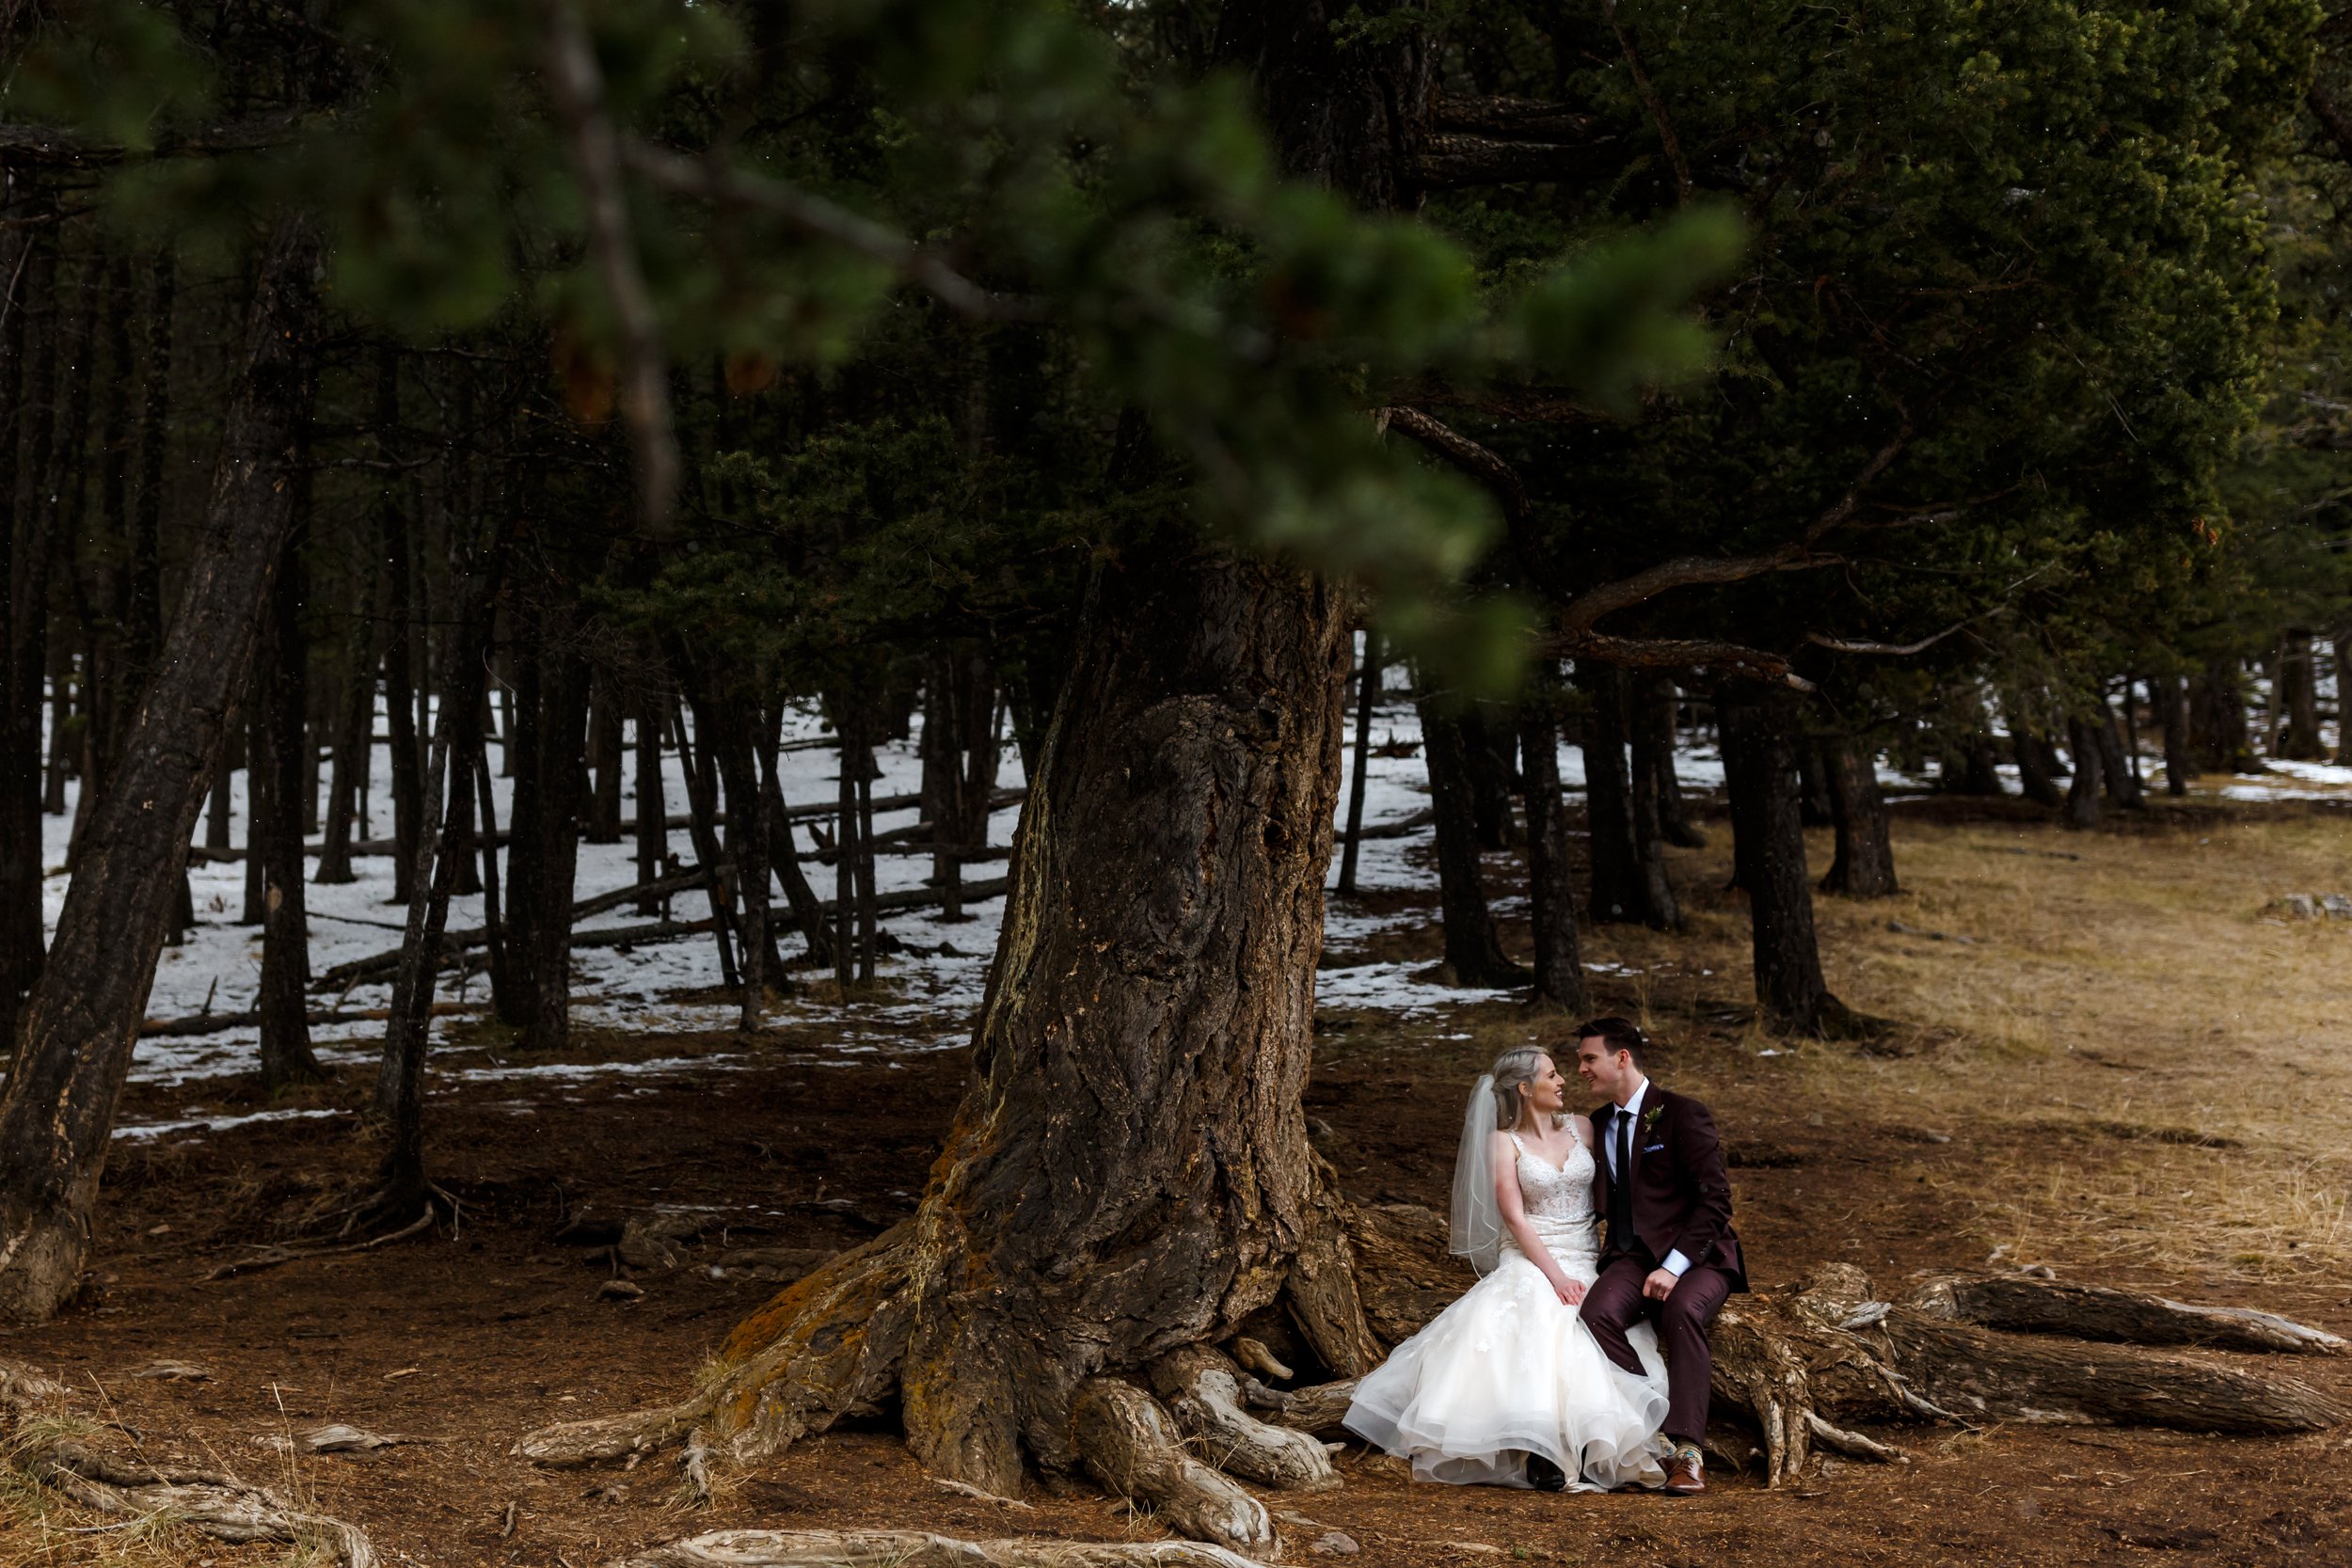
1343, 1235, 1672, 1490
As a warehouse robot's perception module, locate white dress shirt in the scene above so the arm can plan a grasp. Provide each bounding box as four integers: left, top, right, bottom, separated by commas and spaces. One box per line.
1603, 1077, 1691, 1277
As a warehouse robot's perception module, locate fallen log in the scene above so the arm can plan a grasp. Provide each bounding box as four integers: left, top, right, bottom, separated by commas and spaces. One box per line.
140, 1000, 469, 1039
615, 1531, 1269, 1568
1906, 1272, 2347, 1355
312, 879, 1010, 990
190, 788, 1027, 863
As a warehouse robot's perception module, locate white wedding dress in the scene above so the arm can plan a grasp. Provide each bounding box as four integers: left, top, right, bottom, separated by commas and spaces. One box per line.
1343, 1132, 1673, 1489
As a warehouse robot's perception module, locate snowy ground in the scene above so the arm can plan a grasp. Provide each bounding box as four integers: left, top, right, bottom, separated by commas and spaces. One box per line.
28, 656, 2346, 1137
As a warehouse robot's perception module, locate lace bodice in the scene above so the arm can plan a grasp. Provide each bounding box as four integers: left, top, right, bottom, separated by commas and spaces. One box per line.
1507, 1133, 1600, 1260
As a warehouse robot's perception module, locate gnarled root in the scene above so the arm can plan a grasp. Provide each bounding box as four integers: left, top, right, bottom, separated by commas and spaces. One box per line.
1150, 1346, 1339, 1491
1070, 1379, 1278, 1556
518, 1226, 916, 1482
3, 1360, 378, 1566
613, 1529, 1271, 1568
1701, 1263, 2350, 1487
1248, 1378, 1359, 1437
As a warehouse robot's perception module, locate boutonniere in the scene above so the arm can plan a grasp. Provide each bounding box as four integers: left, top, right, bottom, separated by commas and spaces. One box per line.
1640, 1102, 1665, 1139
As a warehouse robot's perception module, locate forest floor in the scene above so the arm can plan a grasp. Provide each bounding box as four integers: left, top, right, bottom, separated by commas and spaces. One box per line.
8, 792, 2352, 1566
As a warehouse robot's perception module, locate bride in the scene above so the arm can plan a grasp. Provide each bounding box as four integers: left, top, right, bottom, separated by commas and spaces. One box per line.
1343, 1047, 1672, 1491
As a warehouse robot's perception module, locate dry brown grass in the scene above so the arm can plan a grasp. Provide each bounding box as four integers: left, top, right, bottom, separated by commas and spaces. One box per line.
1319, 797, 2352, 1290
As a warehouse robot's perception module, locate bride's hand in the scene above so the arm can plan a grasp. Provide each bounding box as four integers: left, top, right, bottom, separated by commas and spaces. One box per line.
1552, 1275, 1587, 1307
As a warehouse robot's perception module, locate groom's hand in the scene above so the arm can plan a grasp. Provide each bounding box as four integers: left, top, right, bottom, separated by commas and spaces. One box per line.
1641, 1268, 1678, 1302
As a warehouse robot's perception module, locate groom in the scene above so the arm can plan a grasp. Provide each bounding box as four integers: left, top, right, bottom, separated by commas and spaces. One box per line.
1574, 1017, 1745, 1497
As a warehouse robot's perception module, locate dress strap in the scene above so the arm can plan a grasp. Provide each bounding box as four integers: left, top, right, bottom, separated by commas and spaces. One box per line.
1507, 1132, 1526, 1156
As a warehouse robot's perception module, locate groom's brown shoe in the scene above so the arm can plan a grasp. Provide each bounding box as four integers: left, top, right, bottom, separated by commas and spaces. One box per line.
1661, 1447, 1705, 1496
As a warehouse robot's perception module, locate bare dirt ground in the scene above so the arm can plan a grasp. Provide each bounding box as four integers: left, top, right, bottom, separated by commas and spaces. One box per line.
7, 796, 2352, 1566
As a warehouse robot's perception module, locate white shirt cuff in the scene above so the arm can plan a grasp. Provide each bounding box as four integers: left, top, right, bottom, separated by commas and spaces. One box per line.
1661, 1250, 1692, 1277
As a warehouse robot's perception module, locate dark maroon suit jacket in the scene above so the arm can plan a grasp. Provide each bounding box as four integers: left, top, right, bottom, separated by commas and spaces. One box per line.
1591, 1085, 1747, 1291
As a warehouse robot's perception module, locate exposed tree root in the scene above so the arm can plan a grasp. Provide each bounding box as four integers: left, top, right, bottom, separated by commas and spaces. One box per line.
1069, 1379, 1278, 1556
1148, 1346, 1340, 1491
2, 1358, 378, 1565
203, 1207, 435, 1280
613, 1529, 1268, 1568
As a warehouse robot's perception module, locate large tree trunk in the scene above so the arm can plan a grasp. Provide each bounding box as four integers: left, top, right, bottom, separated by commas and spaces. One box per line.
0, 218, 323, 1324
378, 353, 422, 903
527, 548, 1383, 1523
2011, 721, 2066, 808
0, 187, 58, 1053
1418, 692, 1526, 986
1517, 665, 1586, 1012
1718, 682, 1851, 1035
1819, 736, 1897, 898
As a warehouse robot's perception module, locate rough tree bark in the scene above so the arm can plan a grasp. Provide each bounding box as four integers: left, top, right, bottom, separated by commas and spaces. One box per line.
1336, 629, 1380, 895
377, 351, 422, 903
1629, 672, 1703, 847
0, 218, 323, 1324
256, 512, 326, 1091
1718, 682, 1853, 1036
0, 185, 58, 1052
2092, 689, 2144, 810
1419, 691, 1527, 986
503, 593, 592, 1052
1579, 663, 1673, 927
2189, 659, 2255, 774
1818, 736, 1897, 898
1517, 664, 1587, 1012
2157, 673, 2193, 796
524, 546, 1383, 1538
2062, 714, 2105, 831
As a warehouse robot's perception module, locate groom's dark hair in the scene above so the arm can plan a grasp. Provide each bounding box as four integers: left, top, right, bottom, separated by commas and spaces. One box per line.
1573, 1016, 1648, 1068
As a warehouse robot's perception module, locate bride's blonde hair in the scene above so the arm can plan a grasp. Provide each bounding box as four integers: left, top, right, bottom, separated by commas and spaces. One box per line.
1488, 1046, 1566, 1131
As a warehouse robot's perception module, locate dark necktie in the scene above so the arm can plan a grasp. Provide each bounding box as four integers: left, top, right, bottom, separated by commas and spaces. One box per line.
1610, 1107, 1635, 1253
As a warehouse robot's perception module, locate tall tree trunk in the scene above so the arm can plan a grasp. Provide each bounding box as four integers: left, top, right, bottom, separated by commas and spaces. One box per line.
504, 599, 591, 1053
2189, 659, 2254, 773
586, 674, 624, 843
1337, 628, 1379, 895
1626, 705, 1682, 931
833, 709, 858, 994
760, 705, 834, 967
2012, 721, 2065, 808
372, 527, 503, 1214
2063, 714, 2106, 830
1820, 736, 1898, 898
854, 729, 881, 983
1461, 705, 1517, 849
0, 218, 323, 1324
1797, 736, 1836, 823
316, 616, 374, 885
2093, 692, 2145, 810
240, 702, 266, 926
2335, 636, 2352, 766
1629, 672, 1703, 847
671, 694, 741, 990
702, 669, 777, 1023
2158, 674, 2192, 797
40, 253, 100, 824
634, 681, 667, 914
256, 511, 324, 1092
1579, 663, 1669, 927
2277, 633, 2325, 760
1518, 666, 1586, 1012
0, 191, 59, 1052
1418, 691, 1526, 986
1718, 682, 1851, 1035
378, 352, 422, 903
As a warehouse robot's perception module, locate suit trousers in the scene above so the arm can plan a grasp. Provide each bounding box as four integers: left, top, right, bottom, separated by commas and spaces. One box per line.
1582, 1252, 1733, 1444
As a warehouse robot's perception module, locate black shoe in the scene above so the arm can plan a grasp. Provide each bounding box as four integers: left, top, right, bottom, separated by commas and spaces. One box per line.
1524, 1452, 1568, 1492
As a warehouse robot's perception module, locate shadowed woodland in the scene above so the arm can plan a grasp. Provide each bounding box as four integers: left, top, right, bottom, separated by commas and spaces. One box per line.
6, 1, 2352, 1563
